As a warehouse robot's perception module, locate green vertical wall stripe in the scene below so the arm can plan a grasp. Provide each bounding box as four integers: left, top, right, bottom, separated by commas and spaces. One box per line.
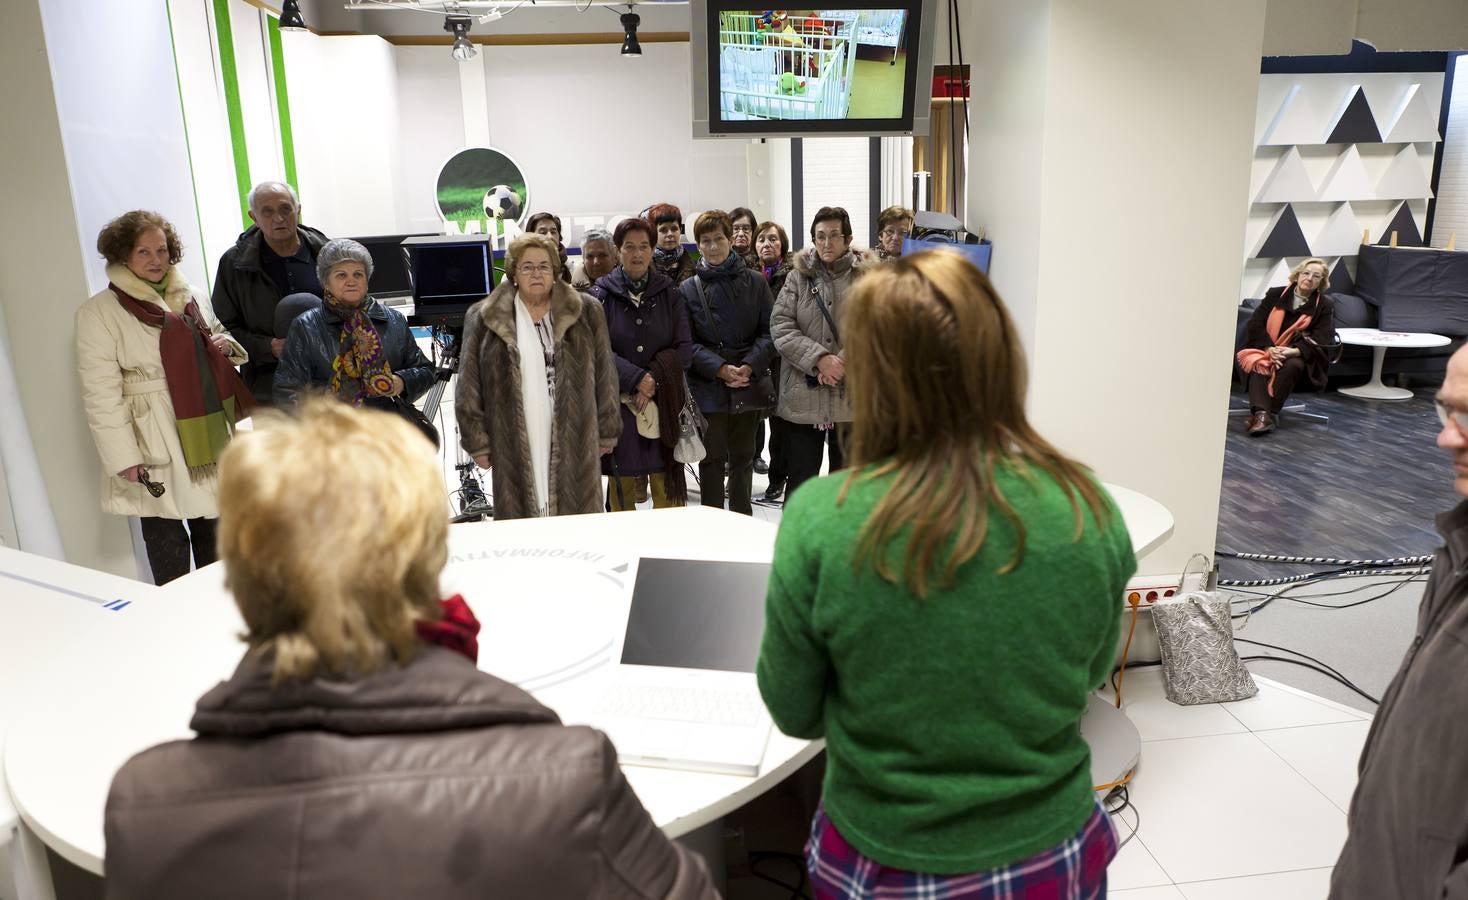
213, 0, 252, 228
266, 16, 298, 193
166, 1, 213, 292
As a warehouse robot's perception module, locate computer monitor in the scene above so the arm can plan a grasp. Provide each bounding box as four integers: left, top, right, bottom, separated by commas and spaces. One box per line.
349, 233, 435, 299
403, 235, 493, 327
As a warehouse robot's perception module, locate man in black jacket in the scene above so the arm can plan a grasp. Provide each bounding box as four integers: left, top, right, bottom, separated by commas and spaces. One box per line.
212, 181, 329, 403
1331, 344, 1468, 899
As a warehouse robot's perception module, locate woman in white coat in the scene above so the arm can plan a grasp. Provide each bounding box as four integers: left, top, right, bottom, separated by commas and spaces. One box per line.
76, 211, 253, 584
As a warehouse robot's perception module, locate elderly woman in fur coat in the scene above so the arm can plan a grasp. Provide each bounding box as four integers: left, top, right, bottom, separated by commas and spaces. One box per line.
456, 233, 621, 519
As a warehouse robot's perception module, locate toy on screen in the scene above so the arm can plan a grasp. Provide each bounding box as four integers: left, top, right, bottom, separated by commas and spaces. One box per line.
483, 185, 522, 221
778, 72, 807, 95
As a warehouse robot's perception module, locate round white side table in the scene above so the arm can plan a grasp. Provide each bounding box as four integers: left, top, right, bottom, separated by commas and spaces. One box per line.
1336, 327, 1450, 400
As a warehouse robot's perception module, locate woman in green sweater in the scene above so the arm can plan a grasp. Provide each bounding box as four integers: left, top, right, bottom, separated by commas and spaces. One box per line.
756, 250, 1136, 898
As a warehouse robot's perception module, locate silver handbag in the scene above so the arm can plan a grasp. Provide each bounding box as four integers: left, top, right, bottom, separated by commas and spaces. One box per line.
673, 384, 707, 465
1151, 593, 1258, 705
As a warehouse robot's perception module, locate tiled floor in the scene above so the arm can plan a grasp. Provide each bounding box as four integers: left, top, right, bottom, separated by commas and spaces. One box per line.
1100, 668, 1369, 898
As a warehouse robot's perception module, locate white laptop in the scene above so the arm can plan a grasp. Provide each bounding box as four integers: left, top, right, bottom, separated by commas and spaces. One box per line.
590, 557, 775, 776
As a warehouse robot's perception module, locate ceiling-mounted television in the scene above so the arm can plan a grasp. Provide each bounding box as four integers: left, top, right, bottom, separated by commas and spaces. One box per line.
691, 1, 938, 138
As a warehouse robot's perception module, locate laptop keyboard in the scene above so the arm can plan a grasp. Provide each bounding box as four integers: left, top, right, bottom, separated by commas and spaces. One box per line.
600, 684, 767, 726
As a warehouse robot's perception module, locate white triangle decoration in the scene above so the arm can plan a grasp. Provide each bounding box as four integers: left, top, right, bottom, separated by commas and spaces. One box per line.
1375, 144, 1434, 200
1317, 145, 1376, 201
1255, 258, 1294, 299
1313, 203, 1364, 257
1383, 83, 1441, 143
1255, 147, 1318, 203
1260, 84, 1321, 145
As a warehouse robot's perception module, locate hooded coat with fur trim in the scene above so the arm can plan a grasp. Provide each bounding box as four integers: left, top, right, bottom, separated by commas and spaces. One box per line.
76, 264, 248, 519
455, 279, 621, 520
771, 247, 877, 426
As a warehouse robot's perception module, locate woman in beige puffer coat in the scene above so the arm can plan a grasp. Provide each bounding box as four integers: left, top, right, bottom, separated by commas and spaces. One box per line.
76, 211, 249, 584
771, 205, 878, 500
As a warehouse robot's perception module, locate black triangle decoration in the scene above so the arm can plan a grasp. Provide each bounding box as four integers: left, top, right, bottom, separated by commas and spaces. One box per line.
1328, 258, 1355, 294
1376, 203, 1424, 247
1326, 88, 1382, 144
1255, 205, 1313, 259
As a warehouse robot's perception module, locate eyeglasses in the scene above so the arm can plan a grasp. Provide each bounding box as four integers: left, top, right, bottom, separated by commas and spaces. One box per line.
879, 228, 911, 239
1297, 270, 1325, 280
1437, 399, 1468, 434
517, 263, 554, 275
731, 224, 754, 233
813, 233, 846, 244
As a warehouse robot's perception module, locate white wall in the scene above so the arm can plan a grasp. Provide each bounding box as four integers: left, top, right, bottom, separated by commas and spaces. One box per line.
389, 42, 755, 242
39, 0, 211, 294
170, 0, 249, 284
801, 138, 872, 249
969, 0, 1268, 577
282, 31, 404, 237
1435, 55, 1468, 247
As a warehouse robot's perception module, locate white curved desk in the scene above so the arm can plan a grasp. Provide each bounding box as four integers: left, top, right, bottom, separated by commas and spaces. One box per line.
3, 486, 1171, 891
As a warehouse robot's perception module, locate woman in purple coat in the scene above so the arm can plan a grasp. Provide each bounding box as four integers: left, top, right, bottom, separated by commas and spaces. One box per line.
591, 218, 694, 510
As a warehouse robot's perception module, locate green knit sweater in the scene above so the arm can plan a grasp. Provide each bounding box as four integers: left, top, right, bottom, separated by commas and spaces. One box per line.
756, 463, 1136, 874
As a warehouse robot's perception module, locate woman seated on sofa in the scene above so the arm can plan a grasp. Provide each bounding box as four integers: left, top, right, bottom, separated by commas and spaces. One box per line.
103, 400, 715, 900
1237, 257, 1336, 436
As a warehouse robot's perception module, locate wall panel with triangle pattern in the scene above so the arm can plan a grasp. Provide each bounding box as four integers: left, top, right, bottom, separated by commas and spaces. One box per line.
1242, 73, 1444, 300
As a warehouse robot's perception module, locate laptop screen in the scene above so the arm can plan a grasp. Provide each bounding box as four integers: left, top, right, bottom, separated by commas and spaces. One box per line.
620, 558, 772, 673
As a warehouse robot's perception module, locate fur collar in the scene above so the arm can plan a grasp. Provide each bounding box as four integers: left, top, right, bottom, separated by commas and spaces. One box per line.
106, 263, 193, 314
478, 278, 587, 346
793, 246, 878, 278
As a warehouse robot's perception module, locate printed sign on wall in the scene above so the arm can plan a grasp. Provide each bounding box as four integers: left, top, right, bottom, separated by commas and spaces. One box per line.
436, 147, 531, 239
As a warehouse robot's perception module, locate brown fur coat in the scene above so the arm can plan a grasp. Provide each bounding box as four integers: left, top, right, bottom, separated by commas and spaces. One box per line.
455, 279, 621, 519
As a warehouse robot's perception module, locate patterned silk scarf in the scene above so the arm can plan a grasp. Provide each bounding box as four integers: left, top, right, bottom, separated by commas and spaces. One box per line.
325, 294, 394, 405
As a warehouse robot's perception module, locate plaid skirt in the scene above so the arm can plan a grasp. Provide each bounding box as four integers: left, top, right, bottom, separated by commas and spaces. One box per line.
806, 800, 1117, 900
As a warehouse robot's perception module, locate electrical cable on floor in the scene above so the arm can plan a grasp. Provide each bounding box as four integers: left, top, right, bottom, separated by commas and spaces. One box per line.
747, 851, 811, 900
1220, 563, 1426, 588
1230, 565, 1427, 619
1105, 785, 1140, 850
1218, 550, 1434, 568
1239, 656, 1380, 705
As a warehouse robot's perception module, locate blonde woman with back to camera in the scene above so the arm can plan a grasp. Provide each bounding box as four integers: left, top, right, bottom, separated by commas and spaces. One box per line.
756, 251, 1136, 897
102, 400, 717, 899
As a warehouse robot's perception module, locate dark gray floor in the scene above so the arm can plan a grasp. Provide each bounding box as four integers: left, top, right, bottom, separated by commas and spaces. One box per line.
1217, 384, 1455, 710
1217, 388, 1452, 583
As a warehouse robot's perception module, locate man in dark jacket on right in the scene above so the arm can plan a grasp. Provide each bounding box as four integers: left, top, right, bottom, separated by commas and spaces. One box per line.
212, 181, 329, 403
1331, 343, 1468, 899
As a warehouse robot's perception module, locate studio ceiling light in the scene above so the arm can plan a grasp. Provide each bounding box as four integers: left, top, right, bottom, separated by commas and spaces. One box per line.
279, 0, 308, 31
620, 8, 641, 57
445, 15, 478, 61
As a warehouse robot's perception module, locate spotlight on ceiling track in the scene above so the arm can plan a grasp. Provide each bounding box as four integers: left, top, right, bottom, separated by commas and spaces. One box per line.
445, 15, 477, 62
279, 0, 307, 32
620, 8, 641, 58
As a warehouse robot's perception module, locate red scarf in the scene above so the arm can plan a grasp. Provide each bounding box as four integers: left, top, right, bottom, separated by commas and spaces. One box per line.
110, 286, 255, 472
416, 594, 481, 663
1235, 293, 1316, 398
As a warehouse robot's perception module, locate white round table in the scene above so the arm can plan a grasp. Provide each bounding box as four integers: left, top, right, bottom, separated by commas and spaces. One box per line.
3, 489, 1171, 892
1336, 327, 1451, 400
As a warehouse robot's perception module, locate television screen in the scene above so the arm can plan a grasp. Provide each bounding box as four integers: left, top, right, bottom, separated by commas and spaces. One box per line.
692, 1, 936, 138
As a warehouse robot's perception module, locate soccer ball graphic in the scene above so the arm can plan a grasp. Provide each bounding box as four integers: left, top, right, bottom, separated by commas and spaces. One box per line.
483, 185, 521, 221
